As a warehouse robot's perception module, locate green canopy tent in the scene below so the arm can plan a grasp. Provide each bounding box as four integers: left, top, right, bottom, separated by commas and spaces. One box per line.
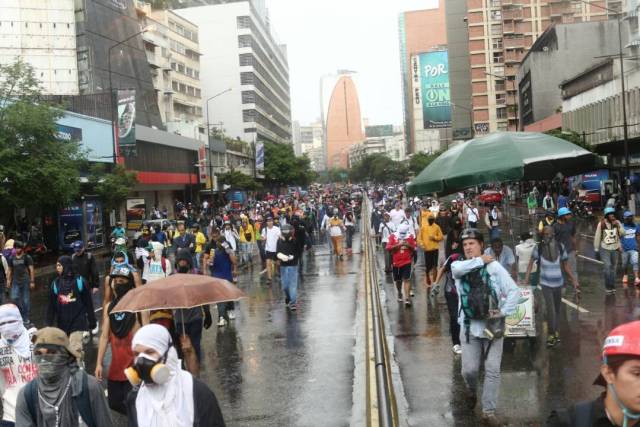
407, 131, 603, 196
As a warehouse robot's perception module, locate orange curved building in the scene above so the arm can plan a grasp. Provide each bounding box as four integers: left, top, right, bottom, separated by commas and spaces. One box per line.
325, 76, 364, 169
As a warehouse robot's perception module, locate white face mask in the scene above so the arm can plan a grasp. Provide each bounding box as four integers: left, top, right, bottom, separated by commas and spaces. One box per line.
0, 321, 23, 343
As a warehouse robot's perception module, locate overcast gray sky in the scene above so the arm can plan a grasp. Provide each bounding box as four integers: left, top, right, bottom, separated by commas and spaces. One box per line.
267, 0, 439, 127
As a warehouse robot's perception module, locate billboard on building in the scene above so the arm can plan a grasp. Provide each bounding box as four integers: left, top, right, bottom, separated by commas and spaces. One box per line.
126, 198, 145, 231
419, 51, 451, 129
256, 142, 265, 171
365, 125, 394, 138
117, 89, 136, 156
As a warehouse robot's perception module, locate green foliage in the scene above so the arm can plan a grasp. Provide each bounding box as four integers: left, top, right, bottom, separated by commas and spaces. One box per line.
263, 142, 315, 187
349, 153, 409, 184
546, 129, 593, 152
408, 151, 443, 176
89, 164, 138, 211
0, 60, 85, 209
218, 169, 261, 191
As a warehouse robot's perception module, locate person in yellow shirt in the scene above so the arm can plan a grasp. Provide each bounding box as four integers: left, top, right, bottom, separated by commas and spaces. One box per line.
417, 212, 444, 288
238, 217, 255, 267
192, 224, 207, 272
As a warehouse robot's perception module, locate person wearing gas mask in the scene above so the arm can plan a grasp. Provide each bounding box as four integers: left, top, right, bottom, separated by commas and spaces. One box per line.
276, 224, 299, 310
16, 327, 112, 427
173, 249, 212, 372
125, 324, 225, 427
102, 250, 143, 314
95, 265, 142, 415
0, 304, 37, 426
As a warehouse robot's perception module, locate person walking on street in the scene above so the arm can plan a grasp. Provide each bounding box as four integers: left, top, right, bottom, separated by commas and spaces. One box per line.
417, 212, 443, 289
484, 238, 517, 280
173, 222, 195, 255
554, 207, 578, 286
515, 232, 538, 286
542, 191, 555, 211
276, 224, 300, 310
261, 217, 281, 285
379, 213, 396, 274
547, 320, 640, 426
125, 324, 226, 427
0, 304, 37, 426
46, 256, 96, 362
594, 207, 625, 294
203, 234, 236, 327
525, 226, 579, 347
389, 201, 406, 227
527, 192, 538, 218
192, 224, 207, 273
327, 209, 346, 259
71, 241, 99, 294
371, 205, 384, 247
484, 205, 502, 241
344, 212, 356, 256
452, 229, 520, 426
17, 327, 113, 427
465, 201, 480, 229
620, 210, 640, 289
386, 223, 417, 307
239, 218, 255, 267
434, 253, 463, 355
6, 242, 35, 327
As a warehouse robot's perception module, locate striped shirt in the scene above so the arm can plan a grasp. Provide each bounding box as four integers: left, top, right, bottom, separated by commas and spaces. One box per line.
532, 244, 568, 288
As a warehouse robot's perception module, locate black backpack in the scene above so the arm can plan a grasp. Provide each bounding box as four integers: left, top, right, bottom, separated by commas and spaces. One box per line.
460, 267, 496, 321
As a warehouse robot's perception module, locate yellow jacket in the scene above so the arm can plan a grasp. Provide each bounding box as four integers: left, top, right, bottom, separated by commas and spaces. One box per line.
418, 218, 443, 251
239, 224, 255, 243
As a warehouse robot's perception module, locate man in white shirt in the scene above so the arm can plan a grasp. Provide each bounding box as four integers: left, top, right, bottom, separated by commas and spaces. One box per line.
261, 217, 281, 284
465, 201, 480, 228
379, 212, 396, 273
389, 201, 406, 226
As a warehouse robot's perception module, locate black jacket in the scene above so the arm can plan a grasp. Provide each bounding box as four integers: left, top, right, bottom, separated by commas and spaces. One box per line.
127, 377, 225, 427
46, 276, 97, 334
276, 238, 298, 267
72, 252, 99, 289
547, 394, 615, 427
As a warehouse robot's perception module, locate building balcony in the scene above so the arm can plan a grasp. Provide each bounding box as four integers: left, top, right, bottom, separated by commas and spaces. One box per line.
508, 108, 518, 120
504, 36, 525, 49
506, 94, 517, 104
504, 50, 524, 63
503, 22, 516, 34
503, 8, 523, 20
504, 66, 518, 77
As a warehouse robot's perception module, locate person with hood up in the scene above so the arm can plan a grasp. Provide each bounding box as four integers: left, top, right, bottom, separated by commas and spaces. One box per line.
16, 327, 112, 427
46, 256, 96, 363
125, 324, 225, 427
417, 212, 444, 289
0, 304, 38, 426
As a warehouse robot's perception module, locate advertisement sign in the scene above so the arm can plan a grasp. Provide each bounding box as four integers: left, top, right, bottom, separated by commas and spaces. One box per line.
419, 51, 451, 129
198, 145, 208, 184
85, 199, 104, 249
126, 198, 146, 231
365, 125, 394, 138
58, 204, 83, 251
255, 141, 265, 171
56, 124, 83, 143
505, 287, 535, 337
117, 89, 136, 157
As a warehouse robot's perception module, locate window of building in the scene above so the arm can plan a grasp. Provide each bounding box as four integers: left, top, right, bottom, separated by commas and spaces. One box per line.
496, 93, 506, 104
238, 35, 252, 48
179, 83, 186, 93
240, 72, 254, 85
493, 52, 503, 63
497, 122, 508, 131
242, 91, 256, 104
239, 53, 253, 66
171, 62, 177, 71
237, 16, 251, 29
195, 88, 201, 97
178, 63, 184, 73
495, 80, 505, 91
491, 10, 502, 21
490, 0, 501, 7
172, 81, 179, 91
496, 107, 507, 119
186, 67, 193, 77
491, 24, 502, 35
492, 38, 503, 50
194, 70, 199, 79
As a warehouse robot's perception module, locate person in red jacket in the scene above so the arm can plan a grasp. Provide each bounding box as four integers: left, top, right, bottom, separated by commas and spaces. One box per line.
386, 222, 417, 307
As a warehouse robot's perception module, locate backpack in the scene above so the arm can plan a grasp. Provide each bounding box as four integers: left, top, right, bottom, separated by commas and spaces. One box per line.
52, 277, 84, 296
24, 373, 96, 427
459, 267, 496, 322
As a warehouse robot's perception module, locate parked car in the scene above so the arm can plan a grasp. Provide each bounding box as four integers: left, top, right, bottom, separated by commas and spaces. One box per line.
478, 190, 503, 205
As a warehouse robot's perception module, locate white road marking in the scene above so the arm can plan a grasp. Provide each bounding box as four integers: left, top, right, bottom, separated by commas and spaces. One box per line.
562, 298, 589, 313
579, 233, 594, 239
578, 254, 603, 265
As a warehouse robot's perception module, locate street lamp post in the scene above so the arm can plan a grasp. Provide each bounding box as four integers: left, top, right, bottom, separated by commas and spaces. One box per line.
107, 25, 154, 165
205, 88, 232, 203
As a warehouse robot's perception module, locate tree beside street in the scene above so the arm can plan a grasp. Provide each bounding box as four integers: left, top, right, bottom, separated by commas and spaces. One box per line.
408, 151, 443, 177
88, 164, 138, 212
263, 142, 315, 187
349, 153, 409, 184
218, 169, 261, 191
0, 60, 85, 211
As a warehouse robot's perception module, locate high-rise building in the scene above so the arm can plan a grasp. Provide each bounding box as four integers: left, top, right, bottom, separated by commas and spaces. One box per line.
0, 0, 78, 95
464, 0, 618, 135
398, 4, 450, 154
322, 73, 365, 169
176, 1, 292, 145
136, 3, 204, 140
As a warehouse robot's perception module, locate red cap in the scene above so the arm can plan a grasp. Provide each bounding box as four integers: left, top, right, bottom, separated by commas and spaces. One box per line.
593, 321, 640, 386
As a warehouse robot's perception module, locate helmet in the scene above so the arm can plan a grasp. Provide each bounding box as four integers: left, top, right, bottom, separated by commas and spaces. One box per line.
557, 207, 572, 217
110, 265, 133, 278
594, 321, 640, 386
604, 207, 616, 216
461, 228, 484, 243
624, 211, 634, 218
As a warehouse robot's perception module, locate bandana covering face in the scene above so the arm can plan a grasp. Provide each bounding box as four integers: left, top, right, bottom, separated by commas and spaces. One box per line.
0, 304, 30, 358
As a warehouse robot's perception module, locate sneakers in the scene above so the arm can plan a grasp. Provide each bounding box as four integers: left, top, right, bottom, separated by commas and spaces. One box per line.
405, 300, 412, 307
397, 294, 403, 302
452, 344, 462, 355
410, 290, 415, 297
228, 310, 236, 320
606, 289, 616, 295
217, 317, 227, 327
289, 303, 297, 311
481, 412, 501, 427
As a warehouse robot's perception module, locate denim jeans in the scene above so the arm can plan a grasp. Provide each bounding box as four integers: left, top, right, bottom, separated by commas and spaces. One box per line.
175, 319, 203, 361
217, 301, 235, 322
489, 227, 500, 241
541, 285, 563, 335
601, 248, 619, 290
280, 265, 299, 305
460, 331, 504, 414
10, 279, 30, 323
622, 250, 639, 274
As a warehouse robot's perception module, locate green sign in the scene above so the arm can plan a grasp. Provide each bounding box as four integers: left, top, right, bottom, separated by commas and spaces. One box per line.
420, 51, 451, 129
365, 125, 394, 138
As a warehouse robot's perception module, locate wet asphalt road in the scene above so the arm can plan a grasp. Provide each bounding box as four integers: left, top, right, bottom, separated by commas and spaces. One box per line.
380, 205, 639, 426
29, 235, 362, 427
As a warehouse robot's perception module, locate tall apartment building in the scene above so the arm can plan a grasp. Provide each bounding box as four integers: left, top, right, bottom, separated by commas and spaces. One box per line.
465, 0, 619, 135
177, 1, 292, 145
136, 3, 204, 140
0, 0, 78, 94
398, 5, 449, 154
